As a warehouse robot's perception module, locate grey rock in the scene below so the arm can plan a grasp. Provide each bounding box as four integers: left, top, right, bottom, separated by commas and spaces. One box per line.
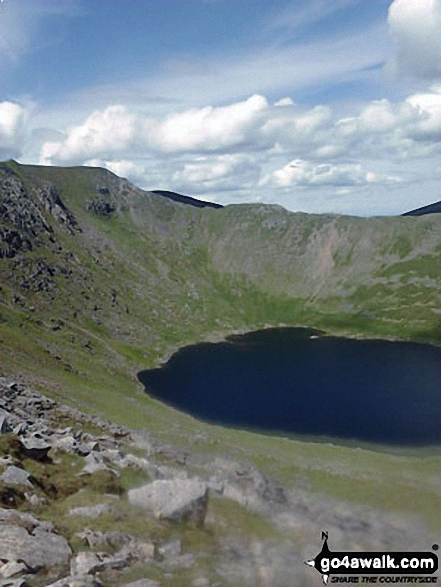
157, 539, 181, 559
128, 479, 209, 527
0, 525, 71, 569
0, 560, 27, 579
24, 492, 48, 507
68, 503, 112, 518
19, 436, 51, 461
70, 550, 131, 576
0, 409, 12, 434
0, 579, 32, 587
0, 508, 53, 532
70, 552, 102, 576
0, 466, 33, 488
45, 575, 102, 587
121, 581, 160, 587
81, 453, 112, 474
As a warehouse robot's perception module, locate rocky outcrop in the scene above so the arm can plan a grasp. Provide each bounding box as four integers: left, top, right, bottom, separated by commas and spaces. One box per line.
34, 184, 79, 234
86, 197, 115, 218
128, 479, 209, 527
0, 167, 79, 260
0, 524, 71, 569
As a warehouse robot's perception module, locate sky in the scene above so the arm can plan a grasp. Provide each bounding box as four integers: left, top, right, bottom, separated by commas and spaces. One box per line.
0, 0, 441, 216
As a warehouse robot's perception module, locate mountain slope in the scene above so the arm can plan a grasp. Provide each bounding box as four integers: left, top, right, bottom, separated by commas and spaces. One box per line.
1, 159, 440, 403
1, 161, 441, 582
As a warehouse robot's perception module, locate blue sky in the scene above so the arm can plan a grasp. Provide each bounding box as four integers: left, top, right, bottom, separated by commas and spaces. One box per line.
1, 0, 441, 215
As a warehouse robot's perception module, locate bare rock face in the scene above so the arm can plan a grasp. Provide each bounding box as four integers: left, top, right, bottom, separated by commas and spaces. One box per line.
0, 525, 71, 569
128, 479, 209, 527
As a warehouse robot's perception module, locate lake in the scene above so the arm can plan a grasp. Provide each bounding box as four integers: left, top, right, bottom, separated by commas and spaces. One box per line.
138, 328, 441, 446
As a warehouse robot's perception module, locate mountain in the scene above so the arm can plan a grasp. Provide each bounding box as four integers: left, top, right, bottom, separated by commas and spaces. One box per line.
152, 189, 223, 209
1, 160, 440, 586
1, 157, 440, 395
402, 200, 441, 216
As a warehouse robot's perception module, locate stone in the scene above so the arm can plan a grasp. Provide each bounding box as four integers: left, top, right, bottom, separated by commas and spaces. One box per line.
0, 466, 33, 488
68, 503, 112, 518
0, 525, 71, 569
0, 507, 51, 532
0, 409, 12, 434
70, 550, 130, 576
157, 539, 181, 559
19, 436, 51, 461
128, 479, 209, 527
121, 581, 160, 587
45, 575, 102, 587
70, 552, 101, 576
0, 579, 32, 587
0, 560, 27, 578
81, 453, 112, 474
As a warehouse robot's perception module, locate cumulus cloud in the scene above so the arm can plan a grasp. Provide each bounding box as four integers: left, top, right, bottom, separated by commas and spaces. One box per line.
36, 88, 441, 214
148, 95, 268, 152
40, 105, 136, 164
262, 159, 382, 188
0, 101, 27, 159
172, 154, 260, 193
387, 0, 441, 80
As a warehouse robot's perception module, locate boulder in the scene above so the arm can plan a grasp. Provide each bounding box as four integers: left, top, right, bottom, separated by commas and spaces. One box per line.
19, 436, 51, 462
70, 550, 130, 576
128, 479, 209, 527
0, 409, 12, 434
121, 581, 160, 587
0, 466, 33, 488
0, 507, 54, 532
0, 525, 71, 569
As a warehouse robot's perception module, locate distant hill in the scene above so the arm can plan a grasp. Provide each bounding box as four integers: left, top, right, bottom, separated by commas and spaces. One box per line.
402, 201, 441, 216
152, 189, 222, 209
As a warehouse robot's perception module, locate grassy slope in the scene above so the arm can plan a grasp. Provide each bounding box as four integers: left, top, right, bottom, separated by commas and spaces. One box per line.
1, 160, 440, 533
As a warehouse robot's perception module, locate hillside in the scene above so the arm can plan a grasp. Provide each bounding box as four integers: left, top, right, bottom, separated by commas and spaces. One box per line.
1, 157, 440, 414
0, 160, 440, 586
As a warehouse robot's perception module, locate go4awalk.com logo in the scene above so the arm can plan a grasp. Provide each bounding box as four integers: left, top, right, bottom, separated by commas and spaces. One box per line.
305, 532, 439, 585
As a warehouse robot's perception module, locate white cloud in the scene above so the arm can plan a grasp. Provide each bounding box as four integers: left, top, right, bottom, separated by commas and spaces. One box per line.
40, 105, 136, 164
35, 88, 441, 215
406, 90, 441, 140
172, 154, 260, 193
264, 159, 379, 187
266, 0, 362, 37
148, 95, 268, 152
0, 101, 27, 159
387, 0, 441, 80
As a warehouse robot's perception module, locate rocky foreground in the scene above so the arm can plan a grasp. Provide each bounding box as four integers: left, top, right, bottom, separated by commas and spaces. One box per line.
0, 378, 437, 587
